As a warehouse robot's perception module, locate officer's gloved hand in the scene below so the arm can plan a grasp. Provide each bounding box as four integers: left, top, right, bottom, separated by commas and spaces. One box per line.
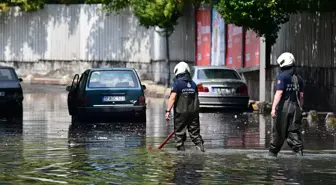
301, 112, 308, 118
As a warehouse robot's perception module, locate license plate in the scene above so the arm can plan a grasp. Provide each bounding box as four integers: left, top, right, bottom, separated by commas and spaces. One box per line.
0, 92, 4, 96
215, 88, 236, 95
102, 96, 125, 102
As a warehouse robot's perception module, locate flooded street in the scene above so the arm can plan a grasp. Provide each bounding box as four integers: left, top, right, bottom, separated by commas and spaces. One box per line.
1, 84, 336, 184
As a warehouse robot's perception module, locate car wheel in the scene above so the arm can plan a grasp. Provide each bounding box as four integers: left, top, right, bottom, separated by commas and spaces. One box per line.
72, 115, 87, 125
7, 104, 23, 124
134, 112, 146, 123
71, 116, 80, 125
139, 114, 146, 123
17, 104, 23, 119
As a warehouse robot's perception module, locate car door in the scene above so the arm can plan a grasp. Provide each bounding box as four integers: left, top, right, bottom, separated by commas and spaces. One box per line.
76, 71, 89, 106
67, 74, 80, 115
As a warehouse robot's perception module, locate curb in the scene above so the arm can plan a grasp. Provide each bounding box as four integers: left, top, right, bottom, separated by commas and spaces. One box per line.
22, 76, 71, 86
142, 81, 170, 99
22, 77, 170, 99
21, 77, 263, 109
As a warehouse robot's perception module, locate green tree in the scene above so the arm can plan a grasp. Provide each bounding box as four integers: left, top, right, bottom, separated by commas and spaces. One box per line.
214, 0, 291, 46
0, 0, 86, 12
214, 0, 336, 46
0, 0, 46, 12
87, 0, 209, 86
131, 0, 183, 86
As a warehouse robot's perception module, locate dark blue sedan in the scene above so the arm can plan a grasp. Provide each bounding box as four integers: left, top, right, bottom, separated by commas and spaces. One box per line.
0, 66, 24, 122
66, 68, 147, 123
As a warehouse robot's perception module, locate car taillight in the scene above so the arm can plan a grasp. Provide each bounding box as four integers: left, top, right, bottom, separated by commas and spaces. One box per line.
238, 84, 248, 95
197, 84, 209, 93
138, 96, 146, 105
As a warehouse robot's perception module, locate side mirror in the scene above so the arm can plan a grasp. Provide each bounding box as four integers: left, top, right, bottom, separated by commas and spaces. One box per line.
19, 78, 23, 82
66, 86, 72, 92
141, 85, 146, 90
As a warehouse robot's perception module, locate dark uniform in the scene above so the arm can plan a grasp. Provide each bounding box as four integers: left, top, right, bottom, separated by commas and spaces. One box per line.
269, 68, 305, 156
171, 73, 204, 151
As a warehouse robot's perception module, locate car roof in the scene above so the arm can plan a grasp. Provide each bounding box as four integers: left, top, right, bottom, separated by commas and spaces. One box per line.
90, 67, 135, 71
192, 66, 236, 70
0, 66, 15, 70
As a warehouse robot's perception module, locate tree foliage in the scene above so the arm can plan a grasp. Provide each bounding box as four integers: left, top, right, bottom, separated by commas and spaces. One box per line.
2, 0, 334, 45
214, 0, 336, 45
86, 0, 187, 37
132, 0, 184, 36
0, 0, 47, 12
86, 0, 211, 36
214, 0, 295, 45
0, 0, 85, 12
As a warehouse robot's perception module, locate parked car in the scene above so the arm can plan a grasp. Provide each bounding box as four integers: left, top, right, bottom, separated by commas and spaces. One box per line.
66, 68, 147, 123
190, 66, 249, 109
0, 66, 24, 122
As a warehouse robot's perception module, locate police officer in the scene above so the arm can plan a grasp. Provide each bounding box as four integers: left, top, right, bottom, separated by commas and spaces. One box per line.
165, 61, 205, 152
269, 52, 305, 157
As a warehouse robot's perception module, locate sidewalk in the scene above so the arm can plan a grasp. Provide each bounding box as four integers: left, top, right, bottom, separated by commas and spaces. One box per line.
22, 76, 172, 98
22, 76, 261, 111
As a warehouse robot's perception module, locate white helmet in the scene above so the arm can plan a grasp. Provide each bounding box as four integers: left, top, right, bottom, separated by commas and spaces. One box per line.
277, 52, 295, 68
174, 61, 190, 76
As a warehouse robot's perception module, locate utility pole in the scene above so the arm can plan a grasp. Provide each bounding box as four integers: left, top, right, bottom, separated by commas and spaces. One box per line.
155, 27, 173, 88
165, 32, 171, 88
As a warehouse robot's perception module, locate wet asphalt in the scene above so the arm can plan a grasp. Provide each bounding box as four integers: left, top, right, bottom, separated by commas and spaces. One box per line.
0, 84, 336, 184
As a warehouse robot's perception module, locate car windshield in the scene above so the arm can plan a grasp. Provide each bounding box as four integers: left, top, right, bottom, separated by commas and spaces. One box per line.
190, 67, 195, 77
197, 69, 241, 80
88, 70, 139, 88
0, 68, 17, 81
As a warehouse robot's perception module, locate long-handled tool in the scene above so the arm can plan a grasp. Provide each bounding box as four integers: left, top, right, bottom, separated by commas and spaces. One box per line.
148, 129, 176, 151
148, 112, 181, 151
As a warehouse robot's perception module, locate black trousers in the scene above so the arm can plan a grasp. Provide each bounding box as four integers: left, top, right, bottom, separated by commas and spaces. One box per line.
174, 112, 204, 148
269, 100, 303, 154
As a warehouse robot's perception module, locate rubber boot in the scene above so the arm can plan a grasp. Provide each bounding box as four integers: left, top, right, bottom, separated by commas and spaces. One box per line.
294, 150, 303, 157
196, 143, 205, 152
268, 151, 278, 158
177, 145, 185, 151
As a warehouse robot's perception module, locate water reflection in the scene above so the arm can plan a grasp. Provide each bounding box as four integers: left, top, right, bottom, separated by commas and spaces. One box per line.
172, 154, 205, 184
68, 123, 146, 149
1, 85, 336, 184
145, 99, 173, 148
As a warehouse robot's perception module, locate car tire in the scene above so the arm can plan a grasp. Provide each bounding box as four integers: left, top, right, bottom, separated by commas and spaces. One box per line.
134, 112, 146, 123
72, 115, 87, 125
139, 114, 146, 123
71, 116, 80, 125
7, 104, 23, 124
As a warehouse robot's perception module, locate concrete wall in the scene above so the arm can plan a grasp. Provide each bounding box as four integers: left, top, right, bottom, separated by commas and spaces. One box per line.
0, 4, 195, 84
270, 12, 336, 112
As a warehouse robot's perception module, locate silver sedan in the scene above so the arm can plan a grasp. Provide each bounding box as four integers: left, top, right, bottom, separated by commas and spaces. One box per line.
190, 66, 250, 109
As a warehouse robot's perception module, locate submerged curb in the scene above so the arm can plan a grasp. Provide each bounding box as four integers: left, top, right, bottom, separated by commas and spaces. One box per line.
22, 76, 171, 99
21, 76, 262, 109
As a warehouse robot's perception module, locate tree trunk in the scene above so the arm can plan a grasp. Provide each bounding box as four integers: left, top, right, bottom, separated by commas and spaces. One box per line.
165, 33, 170, 88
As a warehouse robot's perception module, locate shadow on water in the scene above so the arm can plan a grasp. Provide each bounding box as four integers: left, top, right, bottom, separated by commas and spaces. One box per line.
0, 120, 23, 135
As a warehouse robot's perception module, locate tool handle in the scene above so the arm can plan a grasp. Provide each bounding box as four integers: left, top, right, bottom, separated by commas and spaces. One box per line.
157, 130, 176, 149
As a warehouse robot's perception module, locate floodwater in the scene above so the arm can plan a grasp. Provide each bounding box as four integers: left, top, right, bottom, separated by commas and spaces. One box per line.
0, 84, 336, 184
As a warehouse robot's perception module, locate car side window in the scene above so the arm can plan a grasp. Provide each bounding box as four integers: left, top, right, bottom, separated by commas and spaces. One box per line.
78, 74, 86, 90
190, 67, 195, 78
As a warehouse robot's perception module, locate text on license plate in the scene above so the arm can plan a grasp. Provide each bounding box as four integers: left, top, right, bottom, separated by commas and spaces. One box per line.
102, 96, 125, 102
0, 92, 5, 96
214, 88, 236, 95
